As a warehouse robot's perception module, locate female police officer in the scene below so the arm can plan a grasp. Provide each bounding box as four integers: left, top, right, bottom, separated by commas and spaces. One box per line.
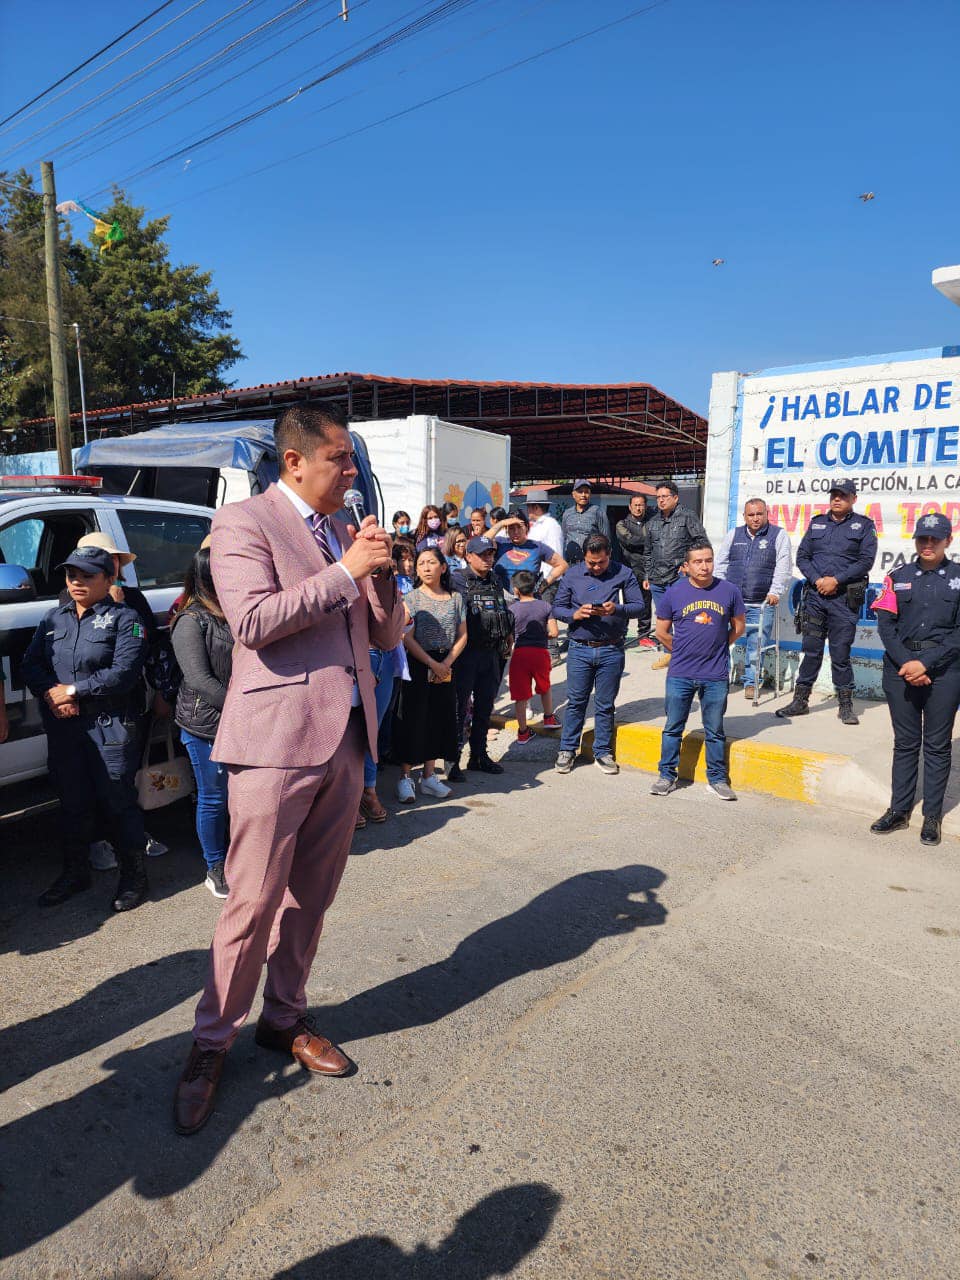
870, 512, 960, 847
21, 544, 150, 910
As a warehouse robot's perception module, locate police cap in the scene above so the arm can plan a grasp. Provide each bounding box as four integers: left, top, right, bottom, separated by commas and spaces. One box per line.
829, 478, 857, 496
466, 536, 495, 555
57, 546, 115, 577
914, 512, 953, 540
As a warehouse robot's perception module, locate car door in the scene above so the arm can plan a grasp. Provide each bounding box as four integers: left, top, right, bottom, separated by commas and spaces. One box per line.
0, 501, 101, 785
108, 504, 211, 622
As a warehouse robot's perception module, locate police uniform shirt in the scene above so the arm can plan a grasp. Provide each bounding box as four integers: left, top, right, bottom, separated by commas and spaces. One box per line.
21, 597, 148, 707
796, 510, 878, 586
872, 560, 960, 674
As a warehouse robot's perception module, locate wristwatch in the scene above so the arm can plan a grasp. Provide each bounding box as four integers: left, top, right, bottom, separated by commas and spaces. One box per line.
65, 685, 77, 698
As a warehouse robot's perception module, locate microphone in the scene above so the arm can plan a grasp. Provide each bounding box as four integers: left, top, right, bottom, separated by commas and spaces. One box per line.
343, 487, 367, 529
343, 487, 387, 575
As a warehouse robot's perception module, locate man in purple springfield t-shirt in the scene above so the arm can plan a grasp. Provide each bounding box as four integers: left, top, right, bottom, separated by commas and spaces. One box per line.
650, 539, 745, 800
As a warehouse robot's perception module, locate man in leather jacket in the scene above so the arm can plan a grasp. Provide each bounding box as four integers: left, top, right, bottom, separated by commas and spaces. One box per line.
615, 494, 654, 648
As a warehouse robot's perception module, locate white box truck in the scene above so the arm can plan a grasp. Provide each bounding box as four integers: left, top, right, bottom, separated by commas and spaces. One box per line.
350, 415, 510, 524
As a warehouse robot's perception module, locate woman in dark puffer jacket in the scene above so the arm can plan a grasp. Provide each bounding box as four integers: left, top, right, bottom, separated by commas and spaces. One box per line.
171, 547, 234, 900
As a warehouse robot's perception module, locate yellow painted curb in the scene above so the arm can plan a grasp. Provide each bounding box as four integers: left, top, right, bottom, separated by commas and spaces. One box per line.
491, 714, 845, 805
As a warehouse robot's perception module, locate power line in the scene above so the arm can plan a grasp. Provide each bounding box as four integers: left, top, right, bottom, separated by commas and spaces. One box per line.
59, 0, 380, 178
97, 0, 485, 192
0, 0, 213, 144
158, 0, 673, 212
0, 0, 183, 131
0, 0, 276, 164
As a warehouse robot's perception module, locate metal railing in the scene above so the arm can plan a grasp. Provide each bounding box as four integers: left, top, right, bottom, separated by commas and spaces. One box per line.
732, 603, 783, 706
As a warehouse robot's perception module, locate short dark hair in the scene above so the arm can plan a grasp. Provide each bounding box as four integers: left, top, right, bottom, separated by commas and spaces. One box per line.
507, 507, 529, 527
413, 545, 453, 593
584, 534, 611, 556
392, 536, 416, 567
512, 570, 537, 596
655, 479, 679, 497
684, 538, 713, 562
392, 510, 411, 526
275, 404, 348, 471
489, 507, 508, 523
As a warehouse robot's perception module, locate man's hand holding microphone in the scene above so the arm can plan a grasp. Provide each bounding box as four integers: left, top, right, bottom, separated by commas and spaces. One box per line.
340, 489, 393, 581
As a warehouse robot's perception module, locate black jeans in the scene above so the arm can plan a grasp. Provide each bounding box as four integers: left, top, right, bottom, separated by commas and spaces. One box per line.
882, 657, 960, 817
47, 713, 146, 863
455, 647, 503, 758
797, 592, 857, 689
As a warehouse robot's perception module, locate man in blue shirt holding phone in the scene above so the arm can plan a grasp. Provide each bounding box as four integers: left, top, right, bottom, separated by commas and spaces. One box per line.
551, 533, 645, 775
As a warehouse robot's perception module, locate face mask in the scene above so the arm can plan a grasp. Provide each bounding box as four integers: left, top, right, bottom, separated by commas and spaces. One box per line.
447, 517, 458, 527
398, 524, 410, 535
427, 518, 441, 530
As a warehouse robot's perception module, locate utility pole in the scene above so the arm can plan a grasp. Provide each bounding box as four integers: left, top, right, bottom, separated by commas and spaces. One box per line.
73, 323, 89, 446
41, 160, 72, 473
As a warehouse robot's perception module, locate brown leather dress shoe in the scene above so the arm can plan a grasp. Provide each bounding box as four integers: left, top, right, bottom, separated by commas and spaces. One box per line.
254, 1015, 354, 1075
174, 1043, 226, 1135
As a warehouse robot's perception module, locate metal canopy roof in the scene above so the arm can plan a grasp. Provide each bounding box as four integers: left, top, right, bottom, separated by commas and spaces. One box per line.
13, 372, 707, 481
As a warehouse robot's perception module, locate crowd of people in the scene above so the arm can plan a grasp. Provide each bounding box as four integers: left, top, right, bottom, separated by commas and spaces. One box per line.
9, 401, 958, 1134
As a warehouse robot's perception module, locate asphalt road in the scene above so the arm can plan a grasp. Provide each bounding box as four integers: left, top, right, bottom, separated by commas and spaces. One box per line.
1, 755, 958, 1279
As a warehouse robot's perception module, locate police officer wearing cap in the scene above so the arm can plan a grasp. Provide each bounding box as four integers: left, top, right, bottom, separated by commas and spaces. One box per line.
869, 512, 960, 846
777, 479, 877, 725
450, 536, 515, 775
21, 544, 150, 911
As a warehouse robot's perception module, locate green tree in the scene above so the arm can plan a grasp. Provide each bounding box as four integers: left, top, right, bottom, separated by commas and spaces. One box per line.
0, 176, 244, 428
0, 168, 85, 424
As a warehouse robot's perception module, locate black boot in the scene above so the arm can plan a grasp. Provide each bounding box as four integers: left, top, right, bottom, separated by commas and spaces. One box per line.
112, 848, 148, 912
775, 683, 811, 719
870, 808, 910, 834
837, 687, 859, 726
920, 816, 942, 846
37, 855, 92, 908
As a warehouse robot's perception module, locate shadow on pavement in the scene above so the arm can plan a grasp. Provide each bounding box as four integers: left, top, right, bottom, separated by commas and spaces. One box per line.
273, 1182, 561, 1278
0, 866, 662, 1261
314, 863, 667, 1046
0, 948, 208, 1093
0, 803, 211, 958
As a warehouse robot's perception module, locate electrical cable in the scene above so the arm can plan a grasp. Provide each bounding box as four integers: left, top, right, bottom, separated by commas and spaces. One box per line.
95, 0, 485, 190
60, 0, 383, 176
156, 0, 673, 211
0, 0, 277, 164
0, 0, 212, 144
0, 0, 182, 131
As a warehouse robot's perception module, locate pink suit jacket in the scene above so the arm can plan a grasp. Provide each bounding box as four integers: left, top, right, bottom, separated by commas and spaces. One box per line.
209, 484, 404, 768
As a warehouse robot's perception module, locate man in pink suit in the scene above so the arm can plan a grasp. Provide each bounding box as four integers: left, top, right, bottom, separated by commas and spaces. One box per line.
174, 404, 403, 1135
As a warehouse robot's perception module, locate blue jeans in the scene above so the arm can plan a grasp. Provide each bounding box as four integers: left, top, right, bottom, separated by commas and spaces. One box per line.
658, 676, 729, 785
649, 582, 674, 647
180, 728, 229, 869
560, 641, 626, 759
740, 603, 774, 687
364, 649, 398, 788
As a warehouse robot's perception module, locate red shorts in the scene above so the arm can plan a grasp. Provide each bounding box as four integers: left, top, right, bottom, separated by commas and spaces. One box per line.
509, 646, 551, 700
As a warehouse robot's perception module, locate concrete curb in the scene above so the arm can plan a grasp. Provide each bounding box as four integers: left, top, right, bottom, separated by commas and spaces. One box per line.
491, 714, 887, 812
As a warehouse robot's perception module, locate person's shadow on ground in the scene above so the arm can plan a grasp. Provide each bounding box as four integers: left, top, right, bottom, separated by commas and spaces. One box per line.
0, 865, 664, 1261
273, 1182, 561, 1278
314, 863, 666, 1045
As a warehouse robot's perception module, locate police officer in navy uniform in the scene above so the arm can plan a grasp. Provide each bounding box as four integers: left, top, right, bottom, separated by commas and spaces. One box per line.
21, 545, 150, 911
869, 512, 960, 846
450, 536, 515, 776
776, 478, 877, 725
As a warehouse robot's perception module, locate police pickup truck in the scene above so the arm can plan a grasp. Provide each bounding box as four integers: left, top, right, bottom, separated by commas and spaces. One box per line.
0, 475, 212, 788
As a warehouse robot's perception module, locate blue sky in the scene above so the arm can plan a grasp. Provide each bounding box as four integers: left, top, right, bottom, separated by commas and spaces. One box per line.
2, 0, 958, 414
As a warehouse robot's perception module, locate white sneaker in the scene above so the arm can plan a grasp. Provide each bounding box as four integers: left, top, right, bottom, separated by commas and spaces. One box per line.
396, 777, 416, 804
707, 781, 737, 801
420, 774, 451, 799
89, 840, 118, 870
145, 835, 168, 857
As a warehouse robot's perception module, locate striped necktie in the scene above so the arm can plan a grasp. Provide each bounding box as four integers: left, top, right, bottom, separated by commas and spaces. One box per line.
310, 512, 335, 564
